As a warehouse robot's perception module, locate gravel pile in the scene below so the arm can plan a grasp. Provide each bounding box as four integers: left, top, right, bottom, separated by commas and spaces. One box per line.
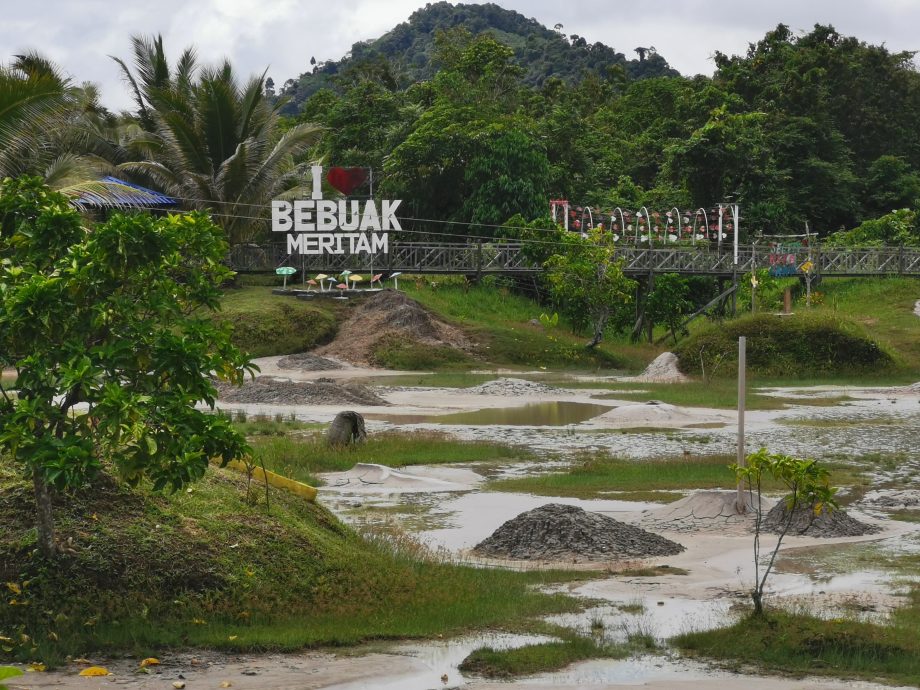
467, 377, 557, 396
763, 501, 880, 538
276, 353, 343, 371
215, 376, 388, 406
472, 503, 684, 562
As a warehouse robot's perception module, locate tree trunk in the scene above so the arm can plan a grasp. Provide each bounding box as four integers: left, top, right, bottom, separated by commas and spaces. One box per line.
752, 589, 764, 615
587, 308, 609, 349
326, 411, 367, 447
32, 469, 57, 558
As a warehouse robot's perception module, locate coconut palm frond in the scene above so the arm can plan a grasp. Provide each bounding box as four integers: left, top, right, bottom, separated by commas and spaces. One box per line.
59, 177, 176, 210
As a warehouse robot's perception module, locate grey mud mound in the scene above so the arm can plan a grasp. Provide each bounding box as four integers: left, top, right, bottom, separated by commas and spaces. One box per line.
633, 352, 689, 383
641, 490, 776, 534
316, 289, 472, 366
472, 503, 684, 562
467, 377, 557, 396
763, 502, 881, 538
276, 353, 343, 371
215, 376, 388, 406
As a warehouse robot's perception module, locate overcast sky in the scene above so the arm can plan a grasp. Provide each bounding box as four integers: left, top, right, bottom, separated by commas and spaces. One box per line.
3, 0, 918, 111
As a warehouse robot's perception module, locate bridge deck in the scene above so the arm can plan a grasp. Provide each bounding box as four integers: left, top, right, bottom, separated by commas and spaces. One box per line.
228, 242, 920, 278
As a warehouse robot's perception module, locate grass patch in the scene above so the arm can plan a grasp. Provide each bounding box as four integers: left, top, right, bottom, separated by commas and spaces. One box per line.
674, 312, 898, 379
459, 633, 628, 679
401, 276, 644, 371
675, 592, 920, 687
612, 564, 690, 577
0, 459, 592, 665
488, 453, 863, 500
215, 287, 339, 358
229, 413, 324, 437
250, 430, 531, 484
890, 510, 920, 523
371, 332, 475, 370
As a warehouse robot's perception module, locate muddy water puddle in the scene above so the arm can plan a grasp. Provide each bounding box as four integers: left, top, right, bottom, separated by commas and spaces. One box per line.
366, 401, 612, 426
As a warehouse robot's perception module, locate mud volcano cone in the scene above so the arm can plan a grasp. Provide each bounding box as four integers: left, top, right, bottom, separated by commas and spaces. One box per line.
472, 503, 684, 562
763, 501, 880, 538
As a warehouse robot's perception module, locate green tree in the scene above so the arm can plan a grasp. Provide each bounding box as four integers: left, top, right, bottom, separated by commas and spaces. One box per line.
733, 449, 838, 615
0, 53, 124, 192
544, 228, 637, 347
383, 31, 549, 239
645, 273, 693, 343
0, 178, 254, 558
114, 35, 322, 243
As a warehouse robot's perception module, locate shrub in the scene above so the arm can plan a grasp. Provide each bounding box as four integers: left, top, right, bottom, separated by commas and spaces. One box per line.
674, 313, 895, 378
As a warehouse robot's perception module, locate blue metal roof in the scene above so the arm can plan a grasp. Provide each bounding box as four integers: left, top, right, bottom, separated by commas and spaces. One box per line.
68, 176, 177, 210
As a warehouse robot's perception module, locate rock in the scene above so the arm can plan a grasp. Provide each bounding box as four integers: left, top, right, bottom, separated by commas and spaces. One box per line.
472, 503, 684, 562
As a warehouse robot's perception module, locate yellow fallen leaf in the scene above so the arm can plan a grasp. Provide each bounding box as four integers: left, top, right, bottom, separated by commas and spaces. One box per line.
79, 666, 111, 676
27, 662, 46, 672
47, 631, 58, 641
73, 658, 92, 664
172, 682, 186, 689
5, 582, 21, 595
228, 635, 238, 641
191, 618, 206, 625
220, 682, 233, 688
139, 657, 160, 667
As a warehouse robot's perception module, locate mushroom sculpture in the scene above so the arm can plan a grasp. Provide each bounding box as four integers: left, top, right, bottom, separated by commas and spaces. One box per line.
314, 274, 329, 292
324, 276, 338, 292
348, 274, 363, 290
306, 278, 318, 292
370, 273, 383, 289
335, 282, 348, 297
389, 271, 403, 290
339, 270, 353, 287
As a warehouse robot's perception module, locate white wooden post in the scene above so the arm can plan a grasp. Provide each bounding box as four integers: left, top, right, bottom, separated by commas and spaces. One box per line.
736, 335, 747, 513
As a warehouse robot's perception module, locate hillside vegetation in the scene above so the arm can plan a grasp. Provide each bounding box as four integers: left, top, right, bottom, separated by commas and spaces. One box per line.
277, 1, 676, 109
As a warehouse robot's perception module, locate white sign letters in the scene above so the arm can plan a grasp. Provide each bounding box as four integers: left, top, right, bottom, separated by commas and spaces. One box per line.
272, 166, 398, 255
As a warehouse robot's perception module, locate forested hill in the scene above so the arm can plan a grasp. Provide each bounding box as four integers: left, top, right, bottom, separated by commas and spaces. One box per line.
275, 2, 677, 111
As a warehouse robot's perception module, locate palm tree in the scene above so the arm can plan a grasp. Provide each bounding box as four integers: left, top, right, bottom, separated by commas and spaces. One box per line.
114, 35, 323, 243
0, 53, 99, 185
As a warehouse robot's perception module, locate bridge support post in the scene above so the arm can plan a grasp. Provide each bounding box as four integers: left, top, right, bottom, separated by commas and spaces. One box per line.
476, 240, 483, 284
646, 271, 655, 343
731, 270, 738, 317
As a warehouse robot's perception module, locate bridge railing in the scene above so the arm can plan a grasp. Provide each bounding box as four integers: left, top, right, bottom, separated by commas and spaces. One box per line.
227, 241, 920, 277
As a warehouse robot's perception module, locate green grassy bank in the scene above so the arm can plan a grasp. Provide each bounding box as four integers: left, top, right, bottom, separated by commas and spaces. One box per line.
0, 460, 591, 665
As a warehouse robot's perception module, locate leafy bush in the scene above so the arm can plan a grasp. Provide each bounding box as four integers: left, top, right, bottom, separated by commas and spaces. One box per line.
824, 209, 919, 247
674, 313, 895, 377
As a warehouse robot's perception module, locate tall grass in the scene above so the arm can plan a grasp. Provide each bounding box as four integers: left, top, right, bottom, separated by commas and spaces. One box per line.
250, 430, 531, 485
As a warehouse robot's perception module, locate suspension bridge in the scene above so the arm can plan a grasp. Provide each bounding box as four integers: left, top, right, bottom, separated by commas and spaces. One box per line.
228, 241, 920, 278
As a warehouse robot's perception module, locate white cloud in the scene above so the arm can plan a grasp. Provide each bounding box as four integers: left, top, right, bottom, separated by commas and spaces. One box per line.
2, 0, 918, 111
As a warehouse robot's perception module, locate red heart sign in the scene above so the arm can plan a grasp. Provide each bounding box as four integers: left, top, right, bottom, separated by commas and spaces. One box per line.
326, 167, 368, 196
